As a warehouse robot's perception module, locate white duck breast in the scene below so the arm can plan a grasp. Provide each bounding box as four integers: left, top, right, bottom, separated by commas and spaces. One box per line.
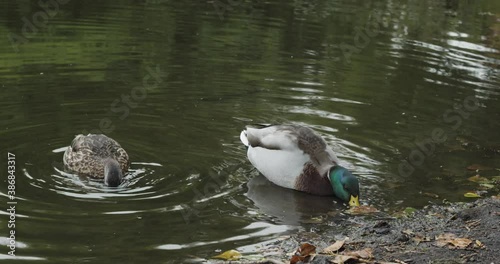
240, 125, 339, 194
247, 142, 309, 189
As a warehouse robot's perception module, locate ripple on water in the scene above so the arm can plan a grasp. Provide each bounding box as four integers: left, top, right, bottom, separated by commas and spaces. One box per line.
156, 222, 293, 250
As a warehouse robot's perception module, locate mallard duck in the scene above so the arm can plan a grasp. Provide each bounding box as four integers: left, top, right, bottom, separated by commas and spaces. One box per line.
240, 125, 360, 206
63, 134, 129, 187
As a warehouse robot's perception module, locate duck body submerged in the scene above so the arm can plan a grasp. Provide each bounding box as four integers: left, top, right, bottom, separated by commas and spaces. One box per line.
240, 125, 360, 206
63, 134, 129, 187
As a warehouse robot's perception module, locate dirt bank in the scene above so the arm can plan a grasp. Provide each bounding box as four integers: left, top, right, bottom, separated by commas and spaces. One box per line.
207, 197, 499, 264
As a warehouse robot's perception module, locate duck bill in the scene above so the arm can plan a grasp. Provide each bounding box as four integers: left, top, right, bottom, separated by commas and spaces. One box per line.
349, 195, 360, 207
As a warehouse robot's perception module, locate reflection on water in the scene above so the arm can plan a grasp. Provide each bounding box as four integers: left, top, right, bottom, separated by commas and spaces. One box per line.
246, 175, 345, 225
0, 0, 499, 262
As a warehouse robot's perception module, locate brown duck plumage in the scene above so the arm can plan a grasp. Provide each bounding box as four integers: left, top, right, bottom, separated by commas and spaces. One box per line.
63, 134, 129, 185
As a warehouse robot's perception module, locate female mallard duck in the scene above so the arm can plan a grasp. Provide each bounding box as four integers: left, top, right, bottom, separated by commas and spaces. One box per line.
63, 134, 129, 187
240, 125, 360, 206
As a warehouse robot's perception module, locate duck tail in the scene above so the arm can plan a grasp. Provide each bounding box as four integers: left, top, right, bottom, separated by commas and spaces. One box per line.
240, 129, 249, 147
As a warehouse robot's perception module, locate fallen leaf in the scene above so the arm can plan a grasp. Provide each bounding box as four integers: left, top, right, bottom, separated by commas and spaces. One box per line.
474, 240, 484, 248
302, 216, 324, 224
402, 229, 414, 236
467, 164, 493, 171
330, 254, 356, 264
479, 183, 495, 189
212, 249, 242, 260
393, 207, 417, 218
435, 233, 472, 249
404, 207, 416, 214
464, 192, 481, 198
491, 176, 500, 182
435, 233, 455, 247
467, 175, 491, 183
289, 255, 302, 264
345, 205, 379, 215
346, 248, 373, 259
450, 238, 472, 248
422, 192, 439, 199
322, 240, 345, 254
298, 243, 316, 256
290, 243, 316, 264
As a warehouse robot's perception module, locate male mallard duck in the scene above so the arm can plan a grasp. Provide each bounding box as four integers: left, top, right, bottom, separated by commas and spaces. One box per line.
240, 125, 360, 206
63, 134, 129, 187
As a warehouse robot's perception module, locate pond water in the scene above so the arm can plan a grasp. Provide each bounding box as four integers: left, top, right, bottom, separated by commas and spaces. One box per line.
1, 0, 499, 262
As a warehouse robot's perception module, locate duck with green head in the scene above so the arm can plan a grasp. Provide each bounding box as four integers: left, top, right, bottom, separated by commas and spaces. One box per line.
63, 134, 130, 187
240, 125, 360, 206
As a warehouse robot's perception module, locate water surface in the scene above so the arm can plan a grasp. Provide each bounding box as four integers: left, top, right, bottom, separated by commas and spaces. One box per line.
1, 0, 499, 262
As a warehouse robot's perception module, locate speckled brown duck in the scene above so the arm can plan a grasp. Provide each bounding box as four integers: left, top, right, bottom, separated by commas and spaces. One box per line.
240, 124, 360, 207
63, 134, 129, 187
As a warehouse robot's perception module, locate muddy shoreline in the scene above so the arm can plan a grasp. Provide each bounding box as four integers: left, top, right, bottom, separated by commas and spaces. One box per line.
207, 197, 499, 264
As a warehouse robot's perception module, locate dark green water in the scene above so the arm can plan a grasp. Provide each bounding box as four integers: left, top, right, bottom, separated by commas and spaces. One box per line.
1, 0, 499, 262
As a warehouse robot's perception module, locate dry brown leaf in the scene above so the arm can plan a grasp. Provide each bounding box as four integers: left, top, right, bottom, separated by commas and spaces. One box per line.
451, 238, 473, 248
289, 255, 302, 264
466, 164, 493, 171
422, 192, 439, 199
298, 242, 316, 256
345, 248, 373, 259
290, 243, 316, 264
322, 240, 345, 254
435, 233, 472, 249
330, 254, 356, 264
402, 229, 414, 236
345, 205, 379, 215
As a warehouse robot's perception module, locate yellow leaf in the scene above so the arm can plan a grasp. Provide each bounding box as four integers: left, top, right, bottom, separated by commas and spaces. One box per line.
467, 175, 491, 183
464, 192, 481, 198
474, 240, 484, 248
479, 183, 495, 189
212, 249, 242, 261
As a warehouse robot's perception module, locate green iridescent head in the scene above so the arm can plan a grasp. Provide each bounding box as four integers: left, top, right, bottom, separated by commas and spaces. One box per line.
329, 166, 360, 206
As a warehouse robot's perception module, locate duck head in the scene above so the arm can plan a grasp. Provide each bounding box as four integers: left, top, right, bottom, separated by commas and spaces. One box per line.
329, 166, 360, 206
103, 158, 123, 187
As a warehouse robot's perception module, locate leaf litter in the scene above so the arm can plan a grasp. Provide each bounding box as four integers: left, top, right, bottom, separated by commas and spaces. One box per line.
206, 198, 498, 264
